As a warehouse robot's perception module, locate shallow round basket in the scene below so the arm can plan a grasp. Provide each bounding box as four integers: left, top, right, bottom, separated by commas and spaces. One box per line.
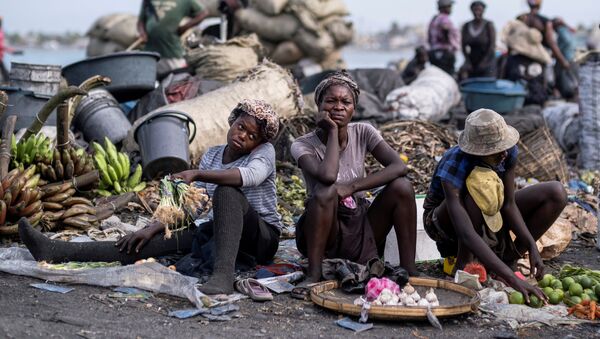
310, 277, 480, 321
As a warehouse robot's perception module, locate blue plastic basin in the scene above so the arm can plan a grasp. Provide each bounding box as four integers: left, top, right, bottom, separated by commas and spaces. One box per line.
460, 77, 527, 114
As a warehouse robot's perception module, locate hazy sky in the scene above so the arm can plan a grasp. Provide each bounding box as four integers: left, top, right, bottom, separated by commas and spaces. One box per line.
2, 0, 598, 34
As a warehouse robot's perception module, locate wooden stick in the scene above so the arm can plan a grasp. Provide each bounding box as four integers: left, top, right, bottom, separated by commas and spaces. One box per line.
0, 90, 8, 124
94, 192, 135, 221
0, 115, 17, 180
56, 103, 70, 150
125, 37, 144, 51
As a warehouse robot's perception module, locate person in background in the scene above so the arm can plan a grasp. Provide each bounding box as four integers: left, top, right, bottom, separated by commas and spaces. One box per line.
427, 0, 461, 75
138, 0, 209, 79
401, 46, 429, 84
423, 108, 567, 304
459, 1, 496, 81
291, 71, 418, 287
0, 17, 22, 84
552, 17, 578, 100
517, 0, 570, 71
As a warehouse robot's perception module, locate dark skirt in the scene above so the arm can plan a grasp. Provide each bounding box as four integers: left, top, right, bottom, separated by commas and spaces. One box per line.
296, 197, 378, 265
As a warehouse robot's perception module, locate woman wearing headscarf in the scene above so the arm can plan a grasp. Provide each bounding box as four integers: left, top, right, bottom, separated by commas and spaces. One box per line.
291, 71, 418, 285
459, 1, 496, 80
19, 99, 282, 296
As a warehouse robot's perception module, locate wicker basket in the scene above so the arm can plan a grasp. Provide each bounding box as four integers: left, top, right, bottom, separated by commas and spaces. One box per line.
515, 126, 568, 183
310, 277, 479, 321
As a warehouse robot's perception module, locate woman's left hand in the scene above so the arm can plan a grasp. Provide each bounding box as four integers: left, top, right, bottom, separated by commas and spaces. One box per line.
528, 244, 545, 280
335, 183, 354, 199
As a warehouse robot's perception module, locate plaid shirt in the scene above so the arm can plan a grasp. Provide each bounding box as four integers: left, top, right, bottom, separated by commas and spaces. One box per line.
424, 145, 518, 210
428, 13, 461, 52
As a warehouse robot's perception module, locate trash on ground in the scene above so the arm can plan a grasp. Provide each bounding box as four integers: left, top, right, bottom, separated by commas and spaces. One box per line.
335, 317, 373, 333
30, 283, 74, 294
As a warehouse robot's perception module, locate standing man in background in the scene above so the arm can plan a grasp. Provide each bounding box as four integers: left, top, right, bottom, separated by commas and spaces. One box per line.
427, 0, 461, 75
138, 0, 209, 79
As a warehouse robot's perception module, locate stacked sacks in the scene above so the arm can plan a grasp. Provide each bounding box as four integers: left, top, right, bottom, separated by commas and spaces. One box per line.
185, 34, 264, 82
86, 14, 139, 57
235, 0, 354, 69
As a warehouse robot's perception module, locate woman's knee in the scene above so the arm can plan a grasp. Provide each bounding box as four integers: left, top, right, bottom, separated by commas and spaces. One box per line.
386, 177, 415, 200
213, 186, 244, 201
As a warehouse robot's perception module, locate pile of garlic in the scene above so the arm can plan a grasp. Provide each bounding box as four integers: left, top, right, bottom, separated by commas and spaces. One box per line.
369, 283, 440, 307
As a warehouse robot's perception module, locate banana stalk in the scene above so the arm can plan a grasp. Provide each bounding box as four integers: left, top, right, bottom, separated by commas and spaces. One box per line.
22, 86, 87, 140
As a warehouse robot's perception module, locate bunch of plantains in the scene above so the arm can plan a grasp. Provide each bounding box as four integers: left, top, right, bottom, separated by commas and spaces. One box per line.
11, 133, 95, 182
0, 166, 44, 233
40, 181, 97, 231
93, 137, 145, 196
11, 133, 53, 169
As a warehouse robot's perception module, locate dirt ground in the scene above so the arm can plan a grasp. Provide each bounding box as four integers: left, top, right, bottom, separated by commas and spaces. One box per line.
1, 240, 600, 339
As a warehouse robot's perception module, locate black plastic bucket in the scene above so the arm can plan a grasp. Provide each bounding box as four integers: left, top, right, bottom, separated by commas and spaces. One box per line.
134, 110, 196, 179
0, 86, 56, 131
73, 88, 132, 144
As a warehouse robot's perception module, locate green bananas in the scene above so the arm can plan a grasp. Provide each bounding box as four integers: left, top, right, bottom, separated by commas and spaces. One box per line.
11, 133, 53, 169
93, 137, 146, 196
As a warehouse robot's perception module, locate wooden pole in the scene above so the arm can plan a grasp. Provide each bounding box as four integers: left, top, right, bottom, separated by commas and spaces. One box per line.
0, 115, 17, 180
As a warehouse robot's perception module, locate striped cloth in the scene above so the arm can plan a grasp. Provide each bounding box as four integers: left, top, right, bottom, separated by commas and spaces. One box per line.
195, 143, 282, 230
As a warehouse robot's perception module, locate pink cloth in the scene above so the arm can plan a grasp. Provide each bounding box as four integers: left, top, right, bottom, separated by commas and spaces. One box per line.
365, 277, 400, 301
428, 13, 460, 52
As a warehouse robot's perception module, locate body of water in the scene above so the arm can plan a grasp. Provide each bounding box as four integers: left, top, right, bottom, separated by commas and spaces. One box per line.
3, 46, 418, 71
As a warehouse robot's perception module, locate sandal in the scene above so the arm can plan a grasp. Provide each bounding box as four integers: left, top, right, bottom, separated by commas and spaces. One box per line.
234, 278, 273, 302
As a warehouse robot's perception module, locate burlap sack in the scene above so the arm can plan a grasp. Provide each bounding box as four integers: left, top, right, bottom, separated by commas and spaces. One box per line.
87, 14, 138, 48
536, 217, 572, 260
235, 8, 300, 42
185, 34, 263, 82
127, 61, 303, 161
250, 0, 289, 16
86, 37, 127, 57
322, 16, 354, 47
319, 49, 346, 70
290, 0, 349, 19
293, 28, 335, 61
270, 41, 304, 65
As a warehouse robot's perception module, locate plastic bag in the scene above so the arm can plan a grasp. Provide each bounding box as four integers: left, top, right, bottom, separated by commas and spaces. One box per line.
0, 248, 210, 309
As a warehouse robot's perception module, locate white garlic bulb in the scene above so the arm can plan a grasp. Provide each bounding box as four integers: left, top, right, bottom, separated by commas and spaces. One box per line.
404, 296, 416, 306
431, 300, 440, 307
403, 283, 415, 295
377, 288, 393, 304
425, 288, 438, 303
418, 298, 430, 307
390, 294, 400, 305
373, 299, 382, 306
410, 291, 421, 302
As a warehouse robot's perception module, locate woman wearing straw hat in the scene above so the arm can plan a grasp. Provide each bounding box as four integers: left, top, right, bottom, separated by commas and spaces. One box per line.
423, 108, 567, 303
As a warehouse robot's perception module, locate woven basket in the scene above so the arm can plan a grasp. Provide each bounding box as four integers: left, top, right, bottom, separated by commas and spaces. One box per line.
310, 277, 479, 321
515, 126, 568, 183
